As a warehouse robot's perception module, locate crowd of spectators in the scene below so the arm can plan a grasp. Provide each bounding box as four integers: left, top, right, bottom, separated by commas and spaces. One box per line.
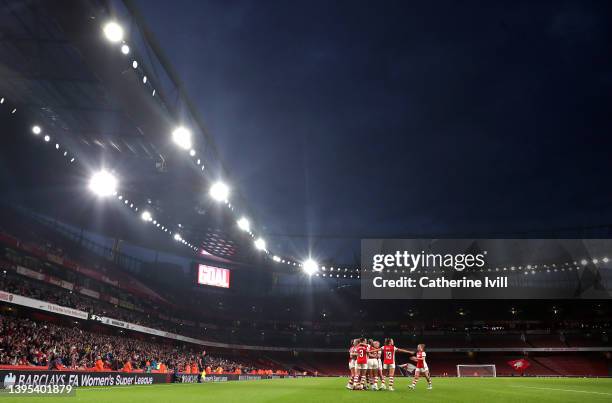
0, 274, 91, 313
0, 272, 195, 338
0, 314, 267, 374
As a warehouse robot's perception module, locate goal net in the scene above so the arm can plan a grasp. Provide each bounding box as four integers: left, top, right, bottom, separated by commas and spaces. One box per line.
456, 364, 496, 377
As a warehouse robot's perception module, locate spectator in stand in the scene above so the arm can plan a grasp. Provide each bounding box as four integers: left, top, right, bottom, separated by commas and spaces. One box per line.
95, 356, 105, 371
48, 354, 63, 370
122, 359, 132, 373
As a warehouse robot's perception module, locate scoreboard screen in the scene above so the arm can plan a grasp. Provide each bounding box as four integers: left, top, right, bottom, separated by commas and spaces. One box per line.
197, 264, 231, 288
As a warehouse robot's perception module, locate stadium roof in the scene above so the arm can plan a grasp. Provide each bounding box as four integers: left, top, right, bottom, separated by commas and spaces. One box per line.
0, 0, 275, 267
2, 1, 612, 274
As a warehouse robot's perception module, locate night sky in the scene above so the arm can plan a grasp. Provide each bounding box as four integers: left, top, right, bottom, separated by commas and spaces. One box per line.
138, 1, 612, 262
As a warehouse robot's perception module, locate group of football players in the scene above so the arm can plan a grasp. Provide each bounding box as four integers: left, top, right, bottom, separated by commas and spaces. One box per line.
346, 338, 432, 391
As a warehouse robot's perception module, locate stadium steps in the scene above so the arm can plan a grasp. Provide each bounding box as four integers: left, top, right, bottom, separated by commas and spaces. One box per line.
263, 355, 311, 374
534, 355, 608, 377
530, 357, 562, 376
260, 356, 289, 371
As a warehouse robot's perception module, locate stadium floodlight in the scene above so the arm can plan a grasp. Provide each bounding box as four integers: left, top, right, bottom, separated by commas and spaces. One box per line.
88, 170, 118, 197
254, 238, 266, 251
121, 44, 130, 55
103, 21, 124, 43
273, 255, 281, 262
303, 259, 318, 275
237, 217, 250, 232
172, 126, 192, 150
141, 211, 153, 222
132, 60, 138, 69
189, 149, 196, 157
173, 233, 182, 241
31, 125, 41, 135
43, 135, 50, 142
209, 181, 229, 202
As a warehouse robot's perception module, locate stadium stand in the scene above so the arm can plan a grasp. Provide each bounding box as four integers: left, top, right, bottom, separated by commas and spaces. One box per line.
0, 313, 287, 375
0, 207, 610, 377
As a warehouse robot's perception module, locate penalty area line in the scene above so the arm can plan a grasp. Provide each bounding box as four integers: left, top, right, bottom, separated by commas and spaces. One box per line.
510, 385, 612, 396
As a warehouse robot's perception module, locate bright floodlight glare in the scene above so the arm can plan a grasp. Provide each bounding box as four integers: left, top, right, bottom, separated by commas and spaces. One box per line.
88, 170, 118, 197
103, 21, 124, 43
173, 233, 182, 241
303, 259, 318, 275
237, 217, 250, 232
172, 126, 192, 150
141, 211, 153, 222
43, 135, 50, 142
31, 125, 41, 135
189, 149, 196, 157
121, 44, 130, 54
254, 238, 266, 251
209, 181, 229, 202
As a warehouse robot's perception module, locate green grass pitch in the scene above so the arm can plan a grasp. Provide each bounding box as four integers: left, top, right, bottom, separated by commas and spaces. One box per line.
9, 376, 612, 403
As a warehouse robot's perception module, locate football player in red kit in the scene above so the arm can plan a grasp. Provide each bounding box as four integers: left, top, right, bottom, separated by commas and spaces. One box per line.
376, 342, 384, 388
352, 338, 381, 390
367, 340, 381, 390
346, 339, 358, 389
380, 338, 414, 391
408, 343, 432, 390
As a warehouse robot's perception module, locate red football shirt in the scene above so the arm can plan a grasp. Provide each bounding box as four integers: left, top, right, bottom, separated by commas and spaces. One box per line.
355, 345, 369, 364
416, 351, 427, 368
383, 345, 396, 365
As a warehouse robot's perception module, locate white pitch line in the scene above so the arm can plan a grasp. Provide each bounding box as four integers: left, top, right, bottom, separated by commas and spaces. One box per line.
510, 385, 612, 396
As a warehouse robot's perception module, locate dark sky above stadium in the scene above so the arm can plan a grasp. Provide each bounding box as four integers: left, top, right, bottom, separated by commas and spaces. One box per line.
138, 0, 612, 262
